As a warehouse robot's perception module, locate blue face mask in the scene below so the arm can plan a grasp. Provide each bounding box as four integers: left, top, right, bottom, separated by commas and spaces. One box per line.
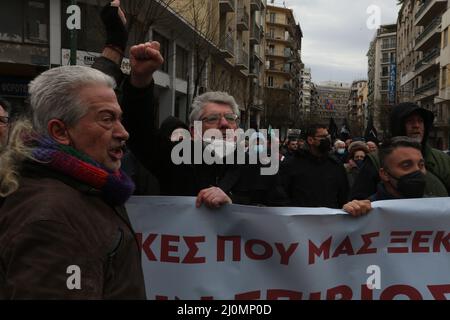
337, 148, 346, 155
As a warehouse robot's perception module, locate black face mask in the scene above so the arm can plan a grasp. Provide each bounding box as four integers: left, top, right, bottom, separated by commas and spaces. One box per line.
317, 138, 331, 154
387, 170, 426, 198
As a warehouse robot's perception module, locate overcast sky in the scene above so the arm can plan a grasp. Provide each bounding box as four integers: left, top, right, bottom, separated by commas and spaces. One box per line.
278, 0, 401, 84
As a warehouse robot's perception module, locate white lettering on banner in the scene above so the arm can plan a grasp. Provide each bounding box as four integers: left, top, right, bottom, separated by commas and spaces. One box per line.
126, 197, 450, 300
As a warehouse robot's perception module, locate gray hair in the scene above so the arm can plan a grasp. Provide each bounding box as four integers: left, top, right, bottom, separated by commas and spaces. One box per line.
28, 66, 116, 135
189, 91, 240, 125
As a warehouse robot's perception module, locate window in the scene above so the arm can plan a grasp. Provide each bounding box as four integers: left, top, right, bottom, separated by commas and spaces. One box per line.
382, 66, 389, 77
176, 45, 188, 80
267, 76, 274, 87
270, 13, 276, 23
0, 1, 23, 42
444, 27, 449, 48
153, 31, 169, 73
25, 0, 49, 44
390, 52, 396, 63
442, 66, 447, 89
0, 0, 49, 44
382, 52, 389, 63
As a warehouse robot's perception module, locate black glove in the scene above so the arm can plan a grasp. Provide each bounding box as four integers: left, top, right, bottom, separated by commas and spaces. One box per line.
100, 4, 128, 52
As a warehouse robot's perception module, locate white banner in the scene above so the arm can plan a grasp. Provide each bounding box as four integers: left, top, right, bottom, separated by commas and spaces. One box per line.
126, 197, 450, 300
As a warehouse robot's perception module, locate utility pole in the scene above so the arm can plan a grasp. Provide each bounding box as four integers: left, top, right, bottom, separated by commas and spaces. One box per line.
66, 1, 81, 65
69, 0, 77, 65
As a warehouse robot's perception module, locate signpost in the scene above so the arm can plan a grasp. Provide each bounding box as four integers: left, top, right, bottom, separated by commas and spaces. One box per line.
66, 1, 81, 65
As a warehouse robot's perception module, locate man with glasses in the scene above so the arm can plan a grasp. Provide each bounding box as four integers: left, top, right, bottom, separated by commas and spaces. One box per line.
281, 124, 349, 208
91, 2, 288, 208
0, 97, 11, 146
123, 82, 288, 208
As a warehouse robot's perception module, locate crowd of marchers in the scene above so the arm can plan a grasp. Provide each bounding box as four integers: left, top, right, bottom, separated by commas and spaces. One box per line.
0, 1, 449, 299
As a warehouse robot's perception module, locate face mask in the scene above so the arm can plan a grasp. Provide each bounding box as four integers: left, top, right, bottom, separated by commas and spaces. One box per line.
203, 138, 236, 159
387, 170, 426, 198
355, 159, 365, 168
318, 138, 331, 154
337, 148, 346, 155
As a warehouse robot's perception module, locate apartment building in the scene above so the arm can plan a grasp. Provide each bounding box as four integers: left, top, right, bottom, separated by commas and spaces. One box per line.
367, 24, 397, 137
263, 3, 303, 135
0, 0, 269, 129
299, 67, 312, 127
437, 3, 450, 149
348, 80, 368, 137
314, 82, 351, 127
396, 0, 449, 149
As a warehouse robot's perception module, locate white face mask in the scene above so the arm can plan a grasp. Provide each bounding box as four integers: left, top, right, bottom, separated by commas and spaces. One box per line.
203, 138, 236, 159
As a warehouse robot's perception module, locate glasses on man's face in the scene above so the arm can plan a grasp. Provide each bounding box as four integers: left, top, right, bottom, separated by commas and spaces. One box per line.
201, 113, 239, 125
0, 116, 9, 126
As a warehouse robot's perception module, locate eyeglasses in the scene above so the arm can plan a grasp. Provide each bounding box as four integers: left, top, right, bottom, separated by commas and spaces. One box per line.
201, 113, 239, 124
0, 116, 9, 126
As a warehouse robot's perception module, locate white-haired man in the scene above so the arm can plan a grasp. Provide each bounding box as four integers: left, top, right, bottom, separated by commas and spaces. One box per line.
92, 3, 288, 208
0, 66, 146, 299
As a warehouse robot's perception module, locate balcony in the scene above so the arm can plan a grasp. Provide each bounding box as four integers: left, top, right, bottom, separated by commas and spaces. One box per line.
235, 47, 249, 70
414, 47, 440, 75
266, 65, 289, 75
250, 0, 262, 11
253, 46, 264, 63
415, 17, 441, 52
415, 0, 447, 26
265, 48, 285, 58
250, 23, 262, 45
249, 57, 260, 77
237, 7, 249, 31
219, 0, 235, 13
219, 33, 235, 58
415, 80, 438, 97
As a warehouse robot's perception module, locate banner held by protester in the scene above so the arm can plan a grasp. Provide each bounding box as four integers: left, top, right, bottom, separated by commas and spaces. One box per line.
127, 196, 450, 300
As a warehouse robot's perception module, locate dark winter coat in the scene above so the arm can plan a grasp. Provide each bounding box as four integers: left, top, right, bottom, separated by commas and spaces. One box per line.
280, 147, 349, 208
0, 163, 146, 299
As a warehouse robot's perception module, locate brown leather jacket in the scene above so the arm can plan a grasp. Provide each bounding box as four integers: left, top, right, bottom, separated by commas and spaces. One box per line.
0, 163, 146, 299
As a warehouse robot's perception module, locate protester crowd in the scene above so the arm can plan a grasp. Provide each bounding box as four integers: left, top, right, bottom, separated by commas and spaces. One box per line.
0, 1, 449, 299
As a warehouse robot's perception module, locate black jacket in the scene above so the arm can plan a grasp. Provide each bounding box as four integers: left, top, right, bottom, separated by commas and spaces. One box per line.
0, 163, 146, 299
280, 147, 349, 208
117, 74, 288, 206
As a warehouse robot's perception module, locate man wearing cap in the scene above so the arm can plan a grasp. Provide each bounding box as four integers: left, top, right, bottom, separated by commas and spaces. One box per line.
350, 102, 450, 200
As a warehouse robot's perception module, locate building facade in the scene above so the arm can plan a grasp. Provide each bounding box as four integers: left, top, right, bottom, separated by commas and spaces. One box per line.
367, 24, 397, 137
263, 3, 303, 137
348, 80, 368, 137
299, 66, 312, 128
0, 0, 269, 129
437, 3, 450, 149
313, 82, 351, 127
395, 0, 449, 149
